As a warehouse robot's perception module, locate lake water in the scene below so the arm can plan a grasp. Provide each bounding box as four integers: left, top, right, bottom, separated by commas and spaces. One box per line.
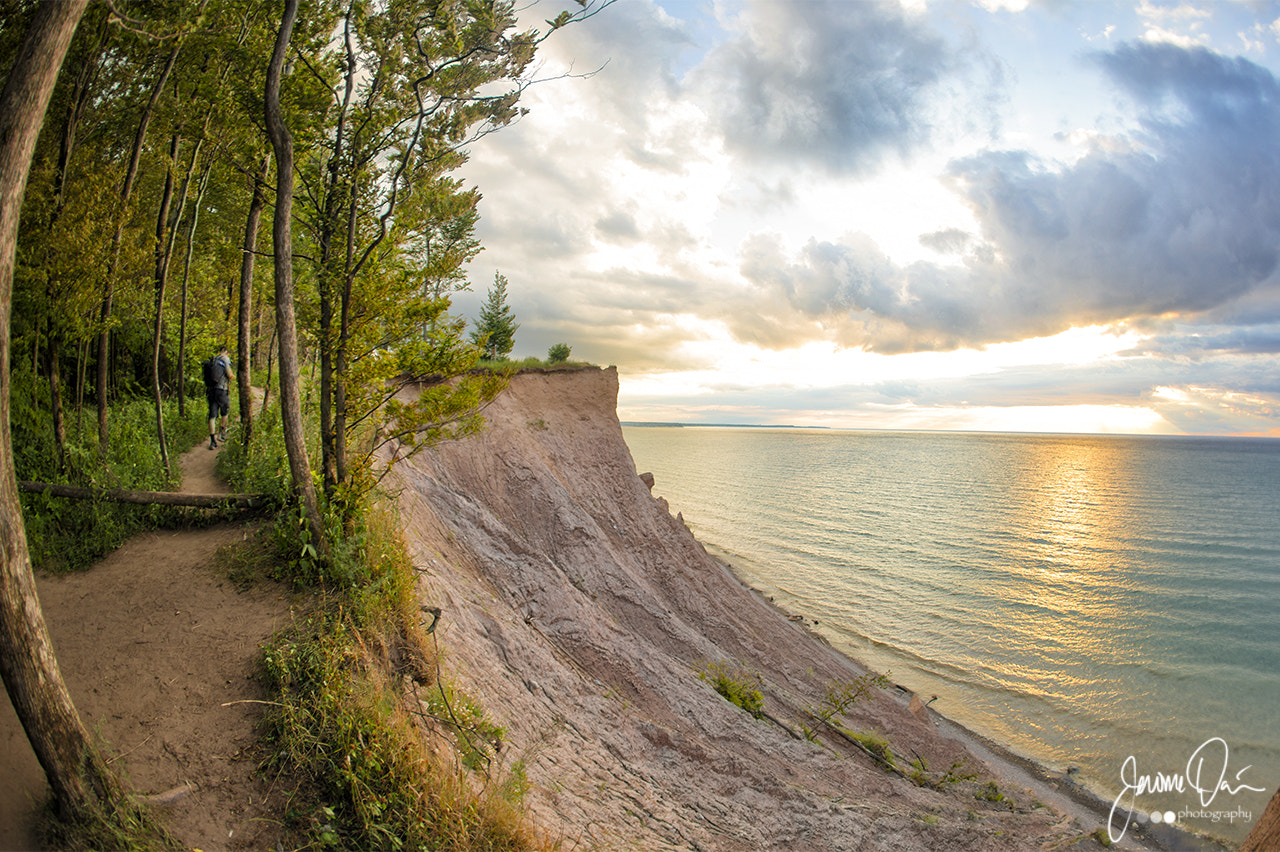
623, 426, 1280, 844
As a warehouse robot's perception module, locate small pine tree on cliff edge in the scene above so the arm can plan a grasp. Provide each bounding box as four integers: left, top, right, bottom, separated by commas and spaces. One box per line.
472, 272, 519, 360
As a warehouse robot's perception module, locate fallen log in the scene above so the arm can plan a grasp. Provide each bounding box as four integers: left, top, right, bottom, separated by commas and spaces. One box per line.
19, 481, 269, 510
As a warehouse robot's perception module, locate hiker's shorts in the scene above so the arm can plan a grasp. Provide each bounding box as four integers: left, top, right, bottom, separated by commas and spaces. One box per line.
207, 388, 230, 420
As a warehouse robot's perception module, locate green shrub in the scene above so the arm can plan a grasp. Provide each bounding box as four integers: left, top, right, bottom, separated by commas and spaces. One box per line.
697, 660, 766, 719
546, 343, 571, 364
215, 399, 292, 504
254, 496, 549, 851
940, 759, 979, 787
976, 780, 1005, 803
207, 377, 549, 850
800, 672, 889, 744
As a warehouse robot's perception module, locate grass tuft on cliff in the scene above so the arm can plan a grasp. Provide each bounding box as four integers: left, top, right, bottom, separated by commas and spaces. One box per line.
697, 659, 766, 719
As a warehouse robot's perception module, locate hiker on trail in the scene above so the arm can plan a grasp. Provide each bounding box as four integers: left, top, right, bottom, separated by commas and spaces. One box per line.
203, 345, 235, 450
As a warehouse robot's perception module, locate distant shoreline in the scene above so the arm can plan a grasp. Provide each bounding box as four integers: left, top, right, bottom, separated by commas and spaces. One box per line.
622, 421, 1280, 441
621, 421, 830, 429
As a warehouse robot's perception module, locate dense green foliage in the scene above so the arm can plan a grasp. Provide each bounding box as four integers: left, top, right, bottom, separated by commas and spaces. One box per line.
3, 0, 605, 568
223, 434, 549, 849
2, 0, 609, 846
4, 0, 606, 509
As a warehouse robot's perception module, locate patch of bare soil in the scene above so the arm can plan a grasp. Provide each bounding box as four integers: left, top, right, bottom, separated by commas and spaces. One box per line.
1, 434, 293, 852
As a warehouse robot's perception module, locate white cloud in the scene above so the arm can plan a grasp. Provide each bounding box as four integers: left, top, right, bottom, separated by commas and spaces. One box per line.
457, 0, 1280, 434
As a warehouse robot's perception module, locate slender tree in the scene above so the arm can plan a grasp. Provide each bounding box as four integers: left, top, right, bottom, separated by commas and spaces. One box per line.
176, 156, 214, 419
237, 153, 271, 444
95, 38, 182, 454
149, 132, 180, 476
472, 271, 519, 360
298, 0, 612, 494
29, 9, 108, 471
264, 0, 325, 555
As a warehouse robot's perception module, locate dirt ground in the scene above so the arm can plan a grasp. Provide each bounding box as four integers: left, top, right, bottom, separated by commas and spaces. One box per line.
0, 431, 293, 852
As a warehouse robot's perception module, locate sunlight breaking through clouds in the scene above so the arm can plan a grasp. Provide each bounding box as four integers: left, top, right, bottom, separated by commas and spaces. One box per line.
460, 0, 1280, 435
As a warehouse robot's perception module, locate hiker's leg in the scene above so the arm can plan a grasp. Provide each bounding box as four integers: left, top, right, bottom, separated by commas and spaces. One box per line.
217, 391, 230, 438
208, 395, 219, 447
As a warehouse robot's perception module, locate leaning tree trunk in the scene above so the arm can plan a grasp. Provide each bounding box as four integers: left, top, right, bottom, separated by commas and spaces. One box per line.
0, 0, 127, 824
177, 155, 212, 420
45, 334, 67, 472
265, 0, 326, 557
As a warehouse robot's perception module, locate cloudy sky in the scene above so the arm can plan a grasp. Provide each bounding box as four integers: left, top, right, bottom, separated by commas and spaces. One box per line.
456, 0, 1280, 436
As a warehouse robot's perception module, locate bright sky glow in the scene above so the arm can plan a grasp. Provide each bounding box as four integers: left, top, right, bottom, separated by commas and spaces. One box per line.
458, 0, 1280, 436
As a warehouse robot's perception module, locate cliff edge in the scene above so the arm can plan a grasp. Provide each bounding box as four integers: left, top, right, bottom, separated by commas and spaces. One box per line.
387, 367, 1100, 851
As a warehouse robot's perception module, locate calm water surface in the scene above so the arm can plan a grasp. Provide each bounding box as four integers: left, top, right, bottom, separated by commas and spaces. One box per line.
623, 426, 1280, 843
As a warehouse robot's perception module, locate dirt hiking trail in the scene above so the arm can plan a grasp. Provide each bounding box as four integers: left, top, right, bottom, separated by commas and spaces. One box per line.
1, 430, 293, 852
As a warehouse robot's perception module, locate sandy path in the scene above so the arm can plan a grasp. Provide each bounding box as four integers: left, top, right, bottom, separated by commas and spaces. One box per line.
1, 425, 292, 851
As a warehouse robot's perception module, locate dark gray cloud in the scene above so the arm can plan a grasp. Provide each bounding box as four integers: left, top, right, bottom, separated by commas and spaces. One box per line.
946, 41, 1280, 326
696, 0, 956, 174
1131, 320, 1280, 359
735, 232, 1000, 353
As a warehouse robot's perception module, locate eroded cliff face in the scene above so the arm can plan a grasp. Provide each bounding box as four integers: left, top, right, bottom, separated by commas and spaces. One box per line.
387, 368, 1085, 851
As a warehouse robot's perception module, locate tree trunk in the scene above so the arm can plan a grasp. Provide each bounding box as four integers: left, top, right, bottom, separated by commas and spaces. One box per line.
262, 323, 277, 413
177, 161, 211, 420
318, 9, 356, 496
41, 19, 100, 475
333, 177, 359, 489
75, 338, 87, 435
0, 0, 126, 824
265, 0, 326, 558
320, 268, 335, 490
96, 41, 181, 455
238, 155, 270, 445
150, 133, 179, 478
46, 335, 66, 472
